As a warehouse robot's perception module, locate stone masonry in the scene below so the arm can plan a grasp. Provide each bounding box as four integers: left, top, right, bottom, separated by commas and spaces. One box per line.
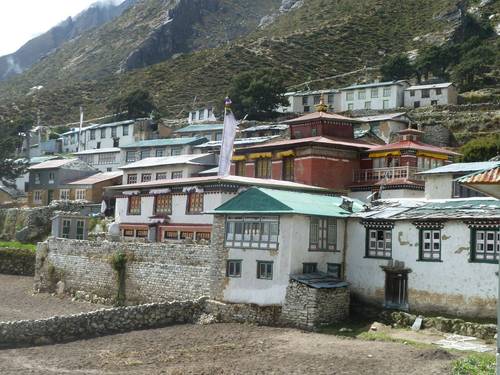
0, 247, 35, 276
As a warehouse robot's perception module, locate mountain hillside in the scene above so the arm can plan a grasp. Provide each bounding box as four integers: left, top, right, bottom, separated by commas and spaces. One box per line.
0, 0, 498, 135
0, 0, 135, 81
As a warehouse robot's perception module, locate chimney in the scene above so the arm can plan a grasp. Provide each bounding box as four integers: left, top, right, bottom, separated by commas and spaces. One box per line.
340, 198, 354, 212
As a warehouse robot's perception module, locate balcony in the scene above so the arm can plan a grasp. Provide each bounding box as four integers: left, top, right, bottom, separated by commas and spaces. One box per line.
353, 166, 424, 183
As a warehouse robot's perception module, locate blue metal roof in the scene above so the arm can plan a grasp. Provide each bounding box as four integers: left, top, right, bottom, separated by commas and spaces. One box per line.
121, 137, 208, 149
175, 123, 224, 133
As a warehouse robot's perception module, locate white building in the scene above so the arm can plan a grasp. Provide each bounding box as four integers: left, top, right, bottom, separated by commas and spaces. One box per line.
279, 89, 342, 113
213, 187, 364, 305
340, 81, 409, 111
346, 198, 500, 318
404, 82, 457, 108
353, 113, 409, 144
188, 107, 217, 123
73, 147, 122, 172
174, 123, 224, 142
419, 162, 499, 199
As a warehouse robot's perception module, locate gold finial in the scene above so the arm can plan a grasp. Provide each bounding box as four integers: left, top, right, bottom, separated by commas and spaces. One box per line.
315, 94, 328, 112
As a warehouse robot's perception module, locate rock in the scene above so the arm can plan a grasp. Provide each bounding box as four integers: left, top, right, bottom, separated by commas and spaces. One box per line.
370, 322, 387, 332
339, 327, 353, 332
411, 316, 423, 331
55, 281, 65, 296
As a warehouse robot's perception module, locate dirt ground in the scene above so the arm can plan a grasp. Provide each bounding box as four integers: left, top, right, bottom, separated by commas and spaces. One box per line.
0, 274, 104, 321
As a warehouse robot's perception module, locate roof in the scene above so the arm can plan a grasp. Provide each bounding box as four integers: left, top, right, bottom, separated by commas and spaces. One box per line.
198, 166, 219, 175
94, 119, 135, 129
174, 123, 224, 133
73, 147, 121, 155
367, 140, 460, 156
354, 112, 408, 123
341, 80, 409, 90
235, 136, 375, 152
29, 158, 74, 170
108, 175, 332, 193
284, 111, 361, 124
285, 88, 339, 96
195, 136, 279, 149
406, 82, 454, 90
0, 185, 23, 198
241, 124, 289, 132
120, 154, 216, 170
213, 187, 365, 217
456, 164, 500, 199
121, 137, 208, 149
67, 171, 123, 186
29, 155, 62, 165
419, 162, 500, 175
290, 273, 349, 289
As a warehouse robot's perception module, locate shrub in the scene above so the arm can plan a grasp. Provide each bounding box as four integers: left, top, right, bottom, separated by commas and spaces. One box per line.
452, 354, 495, 375
460, 134, 500, 162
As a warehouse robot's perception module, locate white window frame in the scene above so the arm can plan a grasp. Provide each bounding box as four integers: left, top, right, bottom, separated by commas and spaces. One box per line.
367, 229, 392, 258
225, 216, 279, 250
33, 190, 43, 203
420, 229, 441, 261
75, 189, 86, 200
59, 189, 70, 200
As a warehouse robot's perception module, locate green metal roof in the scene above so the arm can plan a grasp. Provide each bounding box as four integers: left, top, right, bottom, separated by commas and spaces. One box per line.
175, 124, 224, 133
121, 137, 208, 149
213, 187, 365, 217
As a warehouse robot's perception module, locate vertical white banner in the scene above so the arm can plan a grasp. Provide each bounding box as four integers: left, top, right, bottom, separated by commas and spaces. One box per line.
218, 103, 238, 177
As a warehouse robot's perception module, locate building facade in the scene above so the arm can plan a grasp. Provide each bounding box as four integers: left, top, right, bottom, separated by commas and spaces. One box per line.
73, 147, 122, 172
280, 89, 342, 113
339, 81, 409, 111
174, 123, 224, 141
404, 83, 457, 108
188, 107, 217, 123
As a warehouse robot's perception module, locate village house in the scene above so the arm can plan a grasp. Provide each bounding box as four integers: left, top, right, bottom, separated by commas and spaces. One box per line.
404, 82, 457, 108
419, 161, 499, 199
15, 155, 63, 193
173, 123, 224, 141
352, 113, 409, 144
121, 137, 208, 163
279, 89, 342, 113
73, 147, 122, 172
120, 154, 217, 184
27, 158, 97, 206
212, 187, 364, 305
195, 135, 281, 154
349, 128, 460, 202
457, 163, 500, 199
240, 124, 289, 139
345, 198, 500, 318
339, 81, 409, 111
61, 171, 123, 204
107, 176, 330, 242
188, 107, 217, 123
230, 106, 374, 192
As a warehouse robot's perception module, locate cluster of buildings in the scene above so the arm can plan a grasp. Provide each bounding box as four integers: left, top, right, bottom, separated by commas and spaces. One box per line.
5, 78, 500, 320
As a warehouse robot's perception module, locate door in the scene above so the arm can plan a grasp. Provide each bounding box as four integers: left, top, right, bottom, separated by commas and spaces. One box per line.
47, 190, 54, 204
385, 271, 408, 310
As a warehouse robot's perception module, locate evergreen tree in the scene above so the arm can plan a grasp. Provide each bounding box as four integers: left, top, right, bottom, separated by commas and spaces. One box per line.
109, 89, 157, 119
380, 54, 415, 81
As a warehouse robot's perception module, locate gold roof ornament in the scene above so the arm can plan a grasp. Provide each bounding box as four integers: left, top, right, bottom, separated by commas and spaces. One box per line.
315, 94, 328, 112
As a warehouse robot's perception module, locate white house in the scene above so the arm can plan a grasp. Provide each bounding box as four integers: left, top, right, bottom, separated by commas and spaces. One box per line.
346, 198, 500, 318
353, 113, 409, 144
73, 147, 122, 172
213, 187, 364, 305
404, 82, 457, 108
340, 81, 409, 111
188, 107, 217, 123
174, 123, 224, 142
419, 161, 498, 199
279, 89, 342, 113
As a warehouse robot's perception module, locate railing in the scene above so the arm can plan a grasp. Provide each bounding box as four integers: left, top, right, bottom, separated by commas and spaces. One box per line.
353, 166, 424, 183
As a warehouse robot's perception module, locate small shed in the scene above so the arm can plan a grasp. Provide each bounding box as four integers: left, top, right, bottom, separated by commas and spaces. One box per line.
51, 213, 89, 240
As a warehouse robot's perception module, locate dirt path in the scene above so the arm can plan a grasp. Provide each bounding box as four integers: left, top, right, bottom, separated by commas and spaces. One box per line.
0, 323, 456, 375
0, 274, 104, 321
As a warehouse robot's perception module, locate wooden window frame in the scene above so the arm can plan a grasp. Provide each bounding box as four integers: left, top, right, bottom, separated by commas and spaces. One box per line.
127, 196, 141, 215
470, 228, 499, 263
62, 219, 71, 239
226, 260, 242, 278
76, 220, 85, 240
302, 262, 318, 274
156, 172, 167, 180
282, 157, 294, 181
327, 263, 342, 279
309, 217, 337, 251
127, 174, 138, 184
365, 228, 392, 259
255, 158, 271, 179
141, 173, 152, 182
235, 160, 246, 176
154, 194, 172, 215
186, 192, 204, 214
257, 261, 273, 280
225, 216, 279, 250
418, 228, 442, 262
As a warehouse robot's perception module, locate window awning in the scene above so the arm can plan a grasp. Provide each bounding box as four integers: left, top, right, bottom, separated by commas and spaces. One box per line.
368, 151, 401, 158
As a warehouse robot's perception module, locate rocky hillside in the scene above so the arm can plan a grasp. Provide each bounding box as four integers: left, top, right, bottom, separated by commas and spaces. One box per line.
0, 0, 498, 135
0, 0, 135, 81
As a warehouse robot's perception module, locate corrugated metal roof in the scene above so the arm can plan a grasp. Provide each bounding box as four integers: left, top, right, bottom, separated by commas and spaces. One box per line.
195, 136, 279, 148
29, 155, 62, 165
341, 80, 408, 90
73, 147, 121, 155
457, 164, 500, 184
235, 136, 375, 152
67, 171, 123, 186
368, 140, 460, 156
121, 137, 208, 149
419, 162, 499, 175
241, 124, 289, 132
285, 88, 339, 96
406, 82, 454, 90
290, 273, 349, 289
284, 111, 362, 124
29, 158, 74, 170
354, 112, 408, 123
174, 124, 224, 133
213, 187, 365, 217
120, 153, 216, 169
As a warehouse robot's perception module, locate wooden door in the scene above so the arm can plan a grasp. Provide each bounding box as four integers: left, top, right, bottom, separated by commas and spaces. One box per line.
385, 271, 408, 310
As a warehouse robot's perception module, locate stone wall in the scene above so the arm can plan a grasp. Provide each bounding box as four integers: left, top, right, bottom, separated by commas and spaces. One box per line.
205, 300, 282, 326
281, 281, 350, 329
35, 237, 216, 304
0, 247, 35, 276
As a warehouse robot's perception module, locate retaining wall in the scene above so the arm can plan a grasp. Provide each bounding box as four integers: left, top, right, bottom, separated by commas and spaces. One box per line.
0, 247, 35, 276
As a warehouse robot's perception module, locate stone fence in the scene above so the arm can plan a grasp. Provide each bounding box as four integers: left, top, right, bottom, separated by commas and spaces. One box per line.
0, 247, 35, 276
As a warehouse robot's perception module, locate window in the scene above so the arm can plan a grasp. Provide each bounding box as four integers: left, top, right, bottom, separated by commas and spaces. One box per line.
122, 124, 129, 136
431, 100, 438, 106
48, 172, 55, 184
421, 89, 430, 98
313, 95, 321, 105
156, 172, 167, 180
33, 190, 43, 203
59, 189, 70, 200
410, 90, 415, 97
226, 260, 242, 277
180, 231, 194, 240
196, 232, 211, 241
171, 171, 183, 179
141, 173, 152, 182
472, 229, 499, 262
62, 220, 71, 239
364, 101, 371, 109
257, 261, 273, 280
302, 96, 309, 105
358, 90, 365, 100
414, 101, 420, 108
164, 231, 178, 240
327, 263, 342, 279
383, 100, 390, 109
303, 105, 310, 112
225, 216, 279, 250
419, 229, 441, 261
235, 161, 246, 176
346, 92, 354, 101
128, 196, 141, 215
98, 153, 116, 165
190, 112, 196, 121
309, 217, 337, 251
155, 149, 164, 157
347, 103, 354, 111
111, 127, 117, 138
100, 128, 106, 138
366, 228, 392, 258
435, 88, 442, 95
327, 94, 334, 104
90, 129, 96, 140
199, 110, 205, 120
255, 158, 271, 179
208, 108, 213, 119
187, 192, 203, 213
127, 174, 138, 184
75, 189, 86, 200
34, 173, 41, 184
371, 88, 378, 98
155, 194, 172, 215
171, 147, 182, 156
282, 157, 294, 181
452, 180, 484, 198
126, 151, 136, 163
383, 87, 391, 97
303, 263, 317, 273
140, 150, 150, 159
76, 220, 84, 240
136, 229, 148, 238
